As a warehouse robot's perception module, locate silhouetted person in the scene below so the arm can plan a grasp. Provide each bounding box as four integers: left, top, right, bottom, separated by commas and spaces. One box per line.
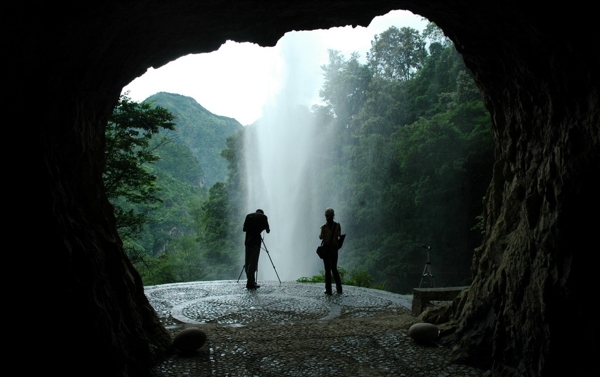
243, 209, 270, 289
319, 207, 342, 295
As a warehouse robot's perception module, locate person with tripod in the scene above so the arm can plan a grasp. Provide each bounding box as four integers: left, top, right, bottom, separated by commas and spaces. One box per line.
319, 207, 343, 295
243, 209, 270, 289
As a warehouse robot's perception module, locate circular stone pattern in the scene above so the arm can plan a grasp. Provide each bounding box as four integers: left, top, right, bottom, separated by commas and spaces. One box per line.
173, 294, 330, 324
325, 293, 397, 309
172, 327, 207, 354
145, 286, 211, 317
146, 287, 210, 302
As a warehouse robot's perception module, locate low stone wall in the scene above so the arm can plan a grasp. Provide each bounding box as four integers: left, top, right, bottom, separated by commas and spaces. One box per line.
411, 286, 469, 316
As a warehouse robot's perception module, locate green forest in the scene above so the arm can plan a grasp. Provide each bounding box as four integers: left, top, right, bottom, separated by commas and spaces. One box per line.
108, 22, 494, 294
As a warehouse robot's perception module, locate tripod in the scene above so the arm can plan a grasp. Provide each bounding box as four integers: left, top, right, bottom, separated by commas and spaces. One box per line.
419, 245, 435, 288
261, 237, 281, 284
237, 235, 281, 285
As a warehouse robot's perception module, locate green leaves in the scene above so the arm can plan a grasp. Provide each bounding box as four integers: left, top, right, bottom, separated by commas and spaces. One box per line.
104, 94, 176, 252
144, 92, 243, 187
296, 267, 377, 289
307, 22, 494, 293
319, 50, 372, 126
368, 26, 427, 82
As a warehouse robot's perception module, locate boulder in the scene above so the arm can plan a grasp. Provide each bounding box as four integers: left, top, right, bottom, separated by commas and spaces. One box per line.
172, 327, 207, 354
408, 323, 439, 344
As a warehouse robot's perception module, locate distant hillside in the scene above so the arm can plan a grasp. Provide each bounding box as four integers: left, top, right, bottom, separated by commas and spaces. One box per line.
144, 92, 243, 187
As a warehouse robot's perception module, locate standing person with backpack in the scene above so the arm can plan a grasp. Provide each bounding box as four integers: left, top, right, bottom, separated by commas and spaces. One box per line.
319, 207, 342, 295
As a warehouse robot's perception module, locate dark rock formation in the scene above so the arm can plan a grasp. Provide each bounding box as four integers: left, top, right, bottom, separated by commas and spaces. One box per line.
173, 327, 207, 355
7, 1, 597, 376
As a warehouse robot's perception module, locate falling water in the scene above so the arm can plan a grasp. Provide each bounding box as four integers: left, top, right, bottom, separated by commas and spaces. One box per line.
242, 33, 340, 282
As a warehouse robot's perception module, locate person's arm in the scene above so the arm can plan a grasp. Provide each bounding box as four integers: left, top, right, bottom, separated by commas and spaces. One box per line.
318, 224, 325, 240
243, 214, 250, 232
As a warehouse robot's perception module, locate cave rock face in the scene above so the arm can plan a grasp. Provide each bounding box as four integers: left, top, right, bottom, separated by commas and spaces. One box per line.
10, 1, 598, 376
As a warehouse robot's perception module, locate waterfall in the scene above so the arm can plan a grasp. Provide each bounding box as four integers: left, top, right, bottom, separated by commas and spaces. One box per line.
242, 32, 336, 282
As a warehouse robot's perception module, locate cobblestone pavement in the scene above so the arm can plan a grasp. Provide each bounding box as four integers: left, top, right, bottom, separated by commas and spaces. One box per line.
145, 280, 489, 377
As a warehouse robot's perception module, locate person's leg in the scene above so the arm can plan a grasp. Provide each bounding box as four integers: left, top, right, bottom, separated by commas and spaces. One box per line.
253, 248, 261, 286
246, 245, 260, 288
245, 246, 251, 278
331, 249, 342, 294
323, 254, 333, 295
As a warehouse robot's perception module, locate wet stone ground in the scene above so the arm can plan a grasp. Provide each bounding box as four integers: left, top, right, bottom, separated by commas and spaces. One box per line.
145, 280, 489, 377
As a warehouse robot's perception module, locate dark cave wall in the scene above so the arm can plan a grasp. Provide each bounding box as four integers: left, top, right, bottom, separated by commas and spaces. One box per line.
433, 5, 599, 376
10, 1, 598, 376
453, 42, 599, 373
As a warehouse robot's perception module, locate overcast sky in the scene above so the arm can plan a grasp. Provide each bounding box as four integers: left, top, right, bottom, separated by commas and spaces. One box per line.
122, 10, 428, 126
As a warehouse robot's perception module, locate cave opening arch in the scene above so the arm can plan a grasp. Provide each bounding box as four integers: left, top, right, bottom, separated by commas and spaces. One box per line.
13, 2, 598, 377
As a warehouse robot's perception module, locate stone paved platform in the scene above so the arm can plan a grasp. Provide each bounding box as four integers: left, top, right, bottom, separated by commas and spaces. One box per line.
145, 280, 413, 326
145, 280, 488, 377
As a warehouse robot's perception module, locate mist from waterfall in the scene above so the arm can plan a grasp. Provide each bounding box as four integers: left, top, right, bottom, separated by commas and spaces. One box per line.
242, 32, 341, 282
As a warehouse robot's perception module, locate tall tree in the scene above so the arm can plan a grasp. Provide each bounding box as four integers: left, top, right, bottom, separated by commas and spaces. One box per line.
319, 50, 372, 127
323, 24, 494, 293
367, 26, 427, 82
103, 94, 176, 254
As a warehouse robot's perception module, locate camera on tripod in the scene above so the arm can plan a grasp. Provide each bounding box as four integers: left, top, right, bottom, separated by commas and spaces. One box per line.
419, 245, 435, 288
237, 233, 281, 286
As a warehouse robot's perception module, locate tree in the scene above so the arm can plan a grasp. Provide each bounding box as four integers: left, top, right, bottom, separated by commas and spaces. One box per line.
367, 26, 427, 82
422, 22, 453, 48
103, 94, 176, 252
319, 50, 372, 126
320, 26, 493, 293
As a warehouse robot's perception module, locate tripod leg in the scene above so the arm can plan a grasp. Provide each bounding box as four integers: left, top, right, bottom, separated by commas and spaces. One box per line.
237, 265, 245, 283
267, 250, 281, 284
426, 264, 435, 287
420, 263, 428, 287
261, 238, 281, 284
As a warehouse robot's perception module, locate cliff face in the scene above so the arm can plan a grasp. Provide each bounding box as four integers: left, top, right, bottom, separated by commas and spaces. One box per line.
9, 1, 598, 376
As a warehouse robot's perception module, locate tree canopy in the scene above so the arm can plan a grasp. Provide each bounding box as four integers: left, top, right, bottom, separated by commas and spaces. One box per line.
104, 94, 176, 245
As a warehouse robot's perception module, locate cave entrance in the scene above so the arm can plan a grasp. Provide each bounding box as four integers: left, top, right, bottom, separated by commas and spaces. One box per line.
117, 11, 493, 294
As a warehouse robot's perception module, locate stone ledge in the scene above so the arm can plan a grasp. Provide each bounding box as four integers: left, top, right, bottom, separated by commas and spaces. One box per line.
411, 286, 469, 316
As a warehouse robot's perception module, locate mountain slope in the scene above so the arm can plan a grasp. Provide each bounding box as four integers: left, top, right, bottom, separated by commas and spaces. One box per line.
144, 92, 243, 187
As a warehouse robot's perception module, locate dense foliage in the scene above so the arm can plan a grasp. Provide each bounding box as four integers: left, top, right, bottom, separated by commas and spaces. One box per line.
104, 95, 176, 256
144, 92, 243, 188
222, 23, 494, 293
104, 93, 243, 284
308, 25, 494, 292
